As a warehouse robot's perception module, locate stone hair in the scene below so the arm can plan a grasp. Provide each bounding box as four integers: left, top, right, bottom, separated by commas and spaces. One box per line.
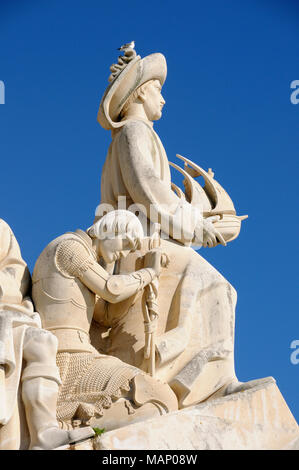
87, 210, 144, 245
120, 79, 156, 119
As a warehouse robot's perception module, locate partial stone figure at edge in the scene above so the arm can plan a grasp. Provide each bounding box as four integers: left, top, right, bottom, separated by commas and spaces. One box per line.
0, 219, 93, 450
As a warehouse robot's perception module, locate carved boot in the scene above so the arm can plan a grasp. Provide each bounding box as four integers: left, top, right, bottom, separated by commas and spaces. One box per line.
22, 377, 94, 450
87, 373, 178, 432
205, 376, 276, 401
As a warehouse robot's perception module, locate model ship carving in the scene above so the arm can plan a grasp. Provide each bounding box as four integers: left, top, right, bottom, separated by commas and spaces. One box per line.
170, 154, 248, 243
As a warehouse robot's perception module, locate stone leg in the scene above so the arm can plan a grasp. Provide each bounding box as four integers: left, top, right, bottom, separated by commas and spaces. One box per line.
109, 241, 240, 407
168, 259, 239, 407
21, 328, 94, 449
0, 401, 22, 450
89, 373, 178, 431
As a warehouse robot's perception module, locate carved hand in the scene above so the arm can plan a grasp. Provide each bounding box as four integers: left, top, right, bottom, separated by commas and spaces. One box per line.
194, 216, 227, 248
144, 249, 169, 276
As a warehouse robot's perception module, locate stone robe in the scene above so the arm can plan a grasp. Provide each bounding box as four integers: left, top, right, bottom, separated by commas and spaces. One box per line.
100, 119, 198, 244
96, 119, 238, 407
0, 219, 41, 428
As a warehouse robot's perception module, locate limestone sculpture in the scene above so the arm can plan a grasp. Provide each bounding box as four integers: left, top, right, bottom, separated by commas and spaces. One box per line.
93, 44, 262, 408
0, 219, 94, 450
32, 210, 178, 432
0, 42, 298, 451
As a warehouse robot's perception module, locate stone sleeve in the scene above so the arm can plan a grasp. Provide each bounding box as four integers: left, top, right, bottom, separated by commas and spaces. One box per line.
117, 122, 200, 245
55, 238, 156, 302
55, 239, 93, 278
80, 262, 156, 304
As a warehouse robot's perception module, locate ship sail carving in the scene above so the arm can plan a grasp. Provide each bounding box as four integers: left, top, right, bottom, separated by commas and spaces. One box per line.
170, 154, 248, 243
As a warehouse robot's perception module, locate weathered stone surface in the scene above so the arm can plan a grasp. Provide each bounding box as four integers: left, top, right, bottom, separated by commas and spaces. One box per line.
91, 379, 299, 450
55, 438, 95, 451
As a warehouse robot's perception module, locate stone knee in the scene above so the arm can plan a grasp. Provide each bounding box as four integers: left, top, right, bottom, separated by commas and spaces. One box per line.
226, 281, 237, 310
131, 373, 178, 414
22, 327, 60, 384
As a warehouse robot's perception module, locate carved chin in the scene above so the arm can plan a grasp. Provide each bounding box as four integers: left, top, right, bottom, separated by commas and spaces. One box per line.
152, 110, 162, 121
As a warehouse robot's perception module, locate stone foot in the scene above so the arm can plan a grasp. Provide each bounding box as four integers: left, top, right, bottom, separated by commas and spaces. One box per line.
31, 426, 95, 450
224, 376, 275, 396
206, 376, 275, 401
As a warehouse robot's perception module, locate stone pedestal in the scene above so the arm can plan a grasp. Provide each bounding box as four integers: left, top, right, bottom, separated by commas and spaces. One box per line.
66, 377, 298, 451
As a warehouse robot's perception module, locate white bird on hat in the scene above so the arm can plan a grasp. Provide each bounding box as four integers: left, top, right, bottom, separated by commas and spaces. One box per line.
118, 41, 135, 51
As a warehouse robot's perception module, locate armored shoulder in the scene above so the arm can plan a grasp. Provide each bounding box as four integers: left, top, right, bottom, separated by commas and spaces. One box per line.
55, 236, 96, 278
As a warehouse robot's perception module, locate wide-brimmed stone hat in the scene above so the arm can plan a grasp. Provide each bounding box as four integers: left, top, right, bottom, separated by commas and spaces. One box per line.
98, 51, 167, 130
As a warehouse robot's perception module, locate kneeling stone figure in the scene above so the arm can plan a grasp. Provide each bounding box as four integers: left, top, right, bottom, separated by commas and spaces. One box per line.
32, 210, 178, 431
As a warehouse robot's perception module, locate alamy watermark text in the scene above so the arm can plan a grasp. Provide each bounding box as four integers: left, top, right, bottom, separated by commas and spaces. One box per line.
0, 81, 5, 104
290, 80, 299, 105
290, 340, 299, 365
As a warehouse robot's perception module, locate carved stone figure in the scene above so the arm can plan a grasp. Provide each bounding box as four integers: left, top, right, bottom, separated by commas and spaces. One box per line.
0, 219, 93, 450
32, 210, 178, 431
94, 46, 262, 408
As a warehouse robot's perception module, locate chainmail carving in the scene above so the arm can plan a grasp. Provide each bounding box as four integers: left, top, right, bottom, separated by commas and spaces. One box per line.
56, 352, 139, 425
55, 239, 94, 278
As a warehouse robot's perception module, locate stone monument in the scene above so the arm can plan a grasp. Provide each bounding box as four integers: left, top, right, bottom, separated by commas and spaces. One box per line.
0, 43, 298, 451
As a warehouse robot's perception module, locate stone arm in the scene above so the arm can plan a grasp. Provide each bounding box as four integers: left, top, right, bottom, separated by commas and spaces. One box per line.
78, 262, 156, 304
117, 122, 200, 245
56, 238, 156, 305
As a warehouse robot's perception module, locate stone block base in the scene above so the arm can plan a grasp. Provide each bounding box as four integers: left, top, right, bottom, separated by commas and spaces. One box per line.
67, 377, 298, 451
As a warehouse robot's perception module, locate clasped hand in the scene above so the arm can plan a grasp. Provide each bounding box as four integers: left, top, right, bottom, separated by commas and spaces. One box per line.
144, 249, 170, 276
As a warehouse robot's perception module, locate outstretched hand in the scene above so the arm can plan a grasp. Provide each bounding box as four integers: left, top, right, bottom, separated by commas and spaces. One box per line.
194, 215, 227, 248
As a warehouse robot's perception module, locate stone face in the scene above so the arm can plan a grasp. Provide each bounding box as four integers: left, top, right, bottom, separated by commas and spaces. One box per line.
94, 379, 298, 450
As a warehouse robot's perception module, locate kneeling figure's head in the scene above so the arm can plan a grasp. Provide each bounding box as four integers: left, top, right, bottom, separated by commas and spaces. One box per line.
87, 210, 144, 263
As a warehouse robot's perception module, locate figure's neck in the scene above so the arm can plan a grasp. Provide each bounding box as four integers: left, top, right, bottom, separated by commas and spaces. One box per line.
122, 103, 152, 124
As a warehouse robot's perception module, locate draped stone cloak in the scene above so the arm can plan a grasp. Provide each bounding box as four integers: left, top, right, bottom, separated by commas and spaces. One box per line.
0, 219, 41, 425
0, 219, 41, 426
97, 119, 238, 406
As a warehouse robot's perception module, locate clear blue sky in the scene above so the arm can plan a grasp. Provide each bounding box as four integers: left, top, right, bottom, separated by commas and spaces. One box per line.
0, 0, 298, 422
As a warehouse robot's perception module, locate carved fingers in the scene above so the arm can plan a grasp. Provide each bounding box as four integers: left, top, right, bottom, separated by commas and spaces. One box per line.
202, 216, 227, 248
144, 249, 169, 276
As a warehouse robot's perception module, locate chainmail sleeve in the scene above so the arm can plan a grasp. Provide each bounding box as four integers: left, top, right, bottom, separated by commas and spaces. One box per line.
55, 238, 95, 279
